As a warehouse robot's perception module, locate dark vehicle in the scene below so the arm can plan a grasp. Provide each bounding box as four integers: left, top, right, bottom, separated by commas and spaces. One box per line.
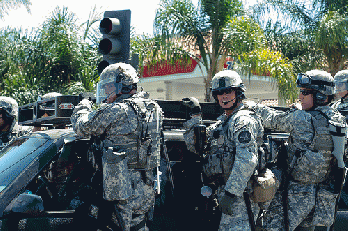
0, 95, 347, 230
0, 129, 102, 230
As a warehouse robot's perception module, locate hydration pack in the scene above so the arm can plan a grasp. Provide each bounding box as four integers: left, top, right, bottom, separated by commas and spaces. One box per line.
125, 97, 163, 170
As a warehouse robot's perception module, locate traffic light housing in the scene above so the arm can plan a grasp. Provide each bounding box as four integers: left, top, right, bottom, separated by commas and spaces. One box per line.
98, 10, 131, 74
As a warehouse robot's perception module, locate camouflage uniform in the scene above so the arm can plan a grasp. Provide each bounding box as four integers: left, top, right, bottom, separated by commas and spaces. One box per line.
332, 70, 348, 209
71, 63, 163, 231
183, 70, 264, 231
249, 70, 347, 231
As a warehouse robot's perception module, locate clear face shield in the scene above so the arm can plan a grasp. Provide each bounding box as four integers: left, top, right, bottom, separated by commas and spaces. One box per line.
96, 76, 123, 104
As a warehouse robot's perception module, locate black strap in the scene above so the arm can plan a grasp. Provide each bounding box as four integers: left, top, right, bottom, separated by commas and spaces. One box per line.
243, 192, 256, 231
130, 218, 146, 231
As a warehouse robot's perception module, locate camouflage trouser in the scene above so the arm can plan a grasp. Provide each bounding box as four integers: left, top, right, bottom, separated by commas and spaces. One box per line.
217, 187, 259, 231
113, 170, 155, 231
262, 182, 337, 231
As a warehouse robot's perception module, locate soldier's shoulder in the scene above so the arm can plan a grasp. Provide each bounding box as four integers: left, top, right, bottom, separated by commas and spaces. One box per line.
319, 106, 346, 124
99, 102, 129, 116
288, 108, 312, 122
232, 109, 262, 130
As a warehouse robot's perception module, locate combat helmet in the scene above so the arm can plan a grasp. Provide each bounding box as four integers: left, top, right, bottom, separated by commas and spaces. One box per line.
334, 70, 348, 95
211, 70, 246, 102
297, 69, 334, 106
39, 92, 62, 101
0, 96, 18, 132
97, 63, 139, 103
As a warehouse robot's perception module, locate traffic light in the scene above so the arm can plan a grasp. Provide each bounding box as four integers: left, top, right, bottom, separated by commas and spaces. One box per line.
98, 10, 131, 74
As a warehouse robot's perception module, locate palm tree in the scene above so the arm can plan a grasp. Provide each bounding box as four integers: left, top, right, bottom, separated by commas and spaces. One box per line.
0, 0, 31, 18
315, 11, 348, 75
250, 0, 348, 76
154, 0, 244, 102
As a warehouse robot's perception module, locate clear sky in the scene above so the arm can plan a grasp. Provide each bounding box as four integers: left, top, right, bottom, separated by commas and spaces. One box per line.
0, 0, 195, 35
0, 0, 257, 35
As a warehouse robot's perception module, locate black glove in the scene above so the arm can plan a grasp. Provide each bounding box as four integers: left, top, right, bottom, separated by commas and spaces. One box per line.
219, 191, 237, 215
182, 97, 201, 116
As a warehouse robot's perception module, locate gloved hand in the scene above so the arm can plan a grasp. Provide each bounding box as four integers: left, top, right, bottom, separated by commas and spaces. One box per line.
182, 97, 201, 116
219, 191, 237, 215
73, 99, 92, 114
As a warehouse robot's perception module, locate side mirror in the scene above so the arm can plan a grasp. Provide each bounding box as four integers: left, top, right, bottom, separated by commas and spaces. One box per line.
4, 193, 44, 216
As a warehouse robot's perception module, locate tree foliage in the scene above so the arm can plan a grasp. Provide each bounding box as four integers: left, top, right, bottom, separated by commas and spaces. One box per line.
315, 10, 348, 75
250, 0, 348, 76
0, 0, 30, 18
0, 6, 101, 105
154, 0, 244, 101
240, 48, 297, 103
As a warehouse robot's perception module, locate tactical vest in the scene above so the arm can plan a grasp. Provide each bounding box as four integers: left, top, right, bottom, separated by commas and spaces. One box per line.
123, 97, 163, 170
203, 109, 257, 184
203, 119, 235, 184
291, 110, 333, 183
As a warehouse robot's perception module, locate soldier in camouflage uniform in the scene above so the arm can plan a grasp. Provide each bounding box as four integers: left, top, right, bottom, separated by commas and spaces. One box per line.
0, 96, 21, 149
332, 70, 348, 209
182, 70, 264, 230
71, 63, 163, 231
247, 70, 347, 231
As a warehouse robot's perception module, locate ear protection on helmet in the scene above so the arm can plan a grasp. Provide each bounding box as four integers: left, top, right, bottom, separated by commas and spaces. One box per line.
314, 91, 328, 106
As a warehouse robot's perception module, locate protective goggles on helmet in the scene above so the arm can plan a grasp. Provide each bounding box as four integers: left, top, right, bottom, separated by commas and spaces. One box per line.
297, 73, 334, 89
296, 73, 312, 86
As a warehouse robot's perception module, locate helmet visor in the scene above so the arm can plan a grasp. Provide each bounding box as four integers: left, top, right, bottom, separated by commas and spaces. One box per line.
96, 76, 122, 104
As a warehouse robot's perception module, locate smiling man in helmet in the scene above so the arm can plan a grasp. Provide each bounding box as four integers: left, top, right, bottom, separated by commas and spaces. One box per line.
247, 69, 347, 231
182, 70, 264, 230
71, 63, 163, 231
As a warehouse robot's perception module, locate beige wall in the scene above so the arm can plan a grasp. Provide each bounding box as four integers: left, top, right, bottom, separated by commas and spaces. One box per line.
139, 75, 279, 103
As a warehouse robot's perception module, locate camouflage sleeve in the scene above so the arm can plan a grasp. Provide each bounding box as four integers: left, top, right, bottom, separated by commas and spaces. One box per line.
183, 115, 202, 153
252, 104, 310, 138
71, 100, 127, 138
224, 115, 259, 197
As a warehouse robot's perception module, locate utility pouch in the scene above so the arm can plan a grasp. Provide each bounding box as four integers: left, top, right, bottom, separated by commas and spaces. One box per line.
251, 168, 278, 203
312, 188, 338, 226
194, 124, 207, 157
291, 150, 330, 183
102, 147, 132, 201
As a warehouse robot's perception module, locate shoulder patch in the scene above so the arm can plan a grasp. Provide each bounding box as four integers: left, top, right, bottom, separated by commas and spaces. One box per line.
238, 130, 252, 143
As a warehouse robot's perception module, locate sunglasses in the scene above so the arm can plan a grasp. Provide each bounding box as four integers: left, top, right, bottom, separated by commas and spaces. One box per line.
299, 89, 315, 96
213, 87, 234, 96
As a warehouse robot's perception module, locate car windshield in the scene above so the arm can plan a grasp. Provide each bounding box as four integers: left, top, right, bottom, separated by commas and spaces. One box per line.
0, 137, 50, 193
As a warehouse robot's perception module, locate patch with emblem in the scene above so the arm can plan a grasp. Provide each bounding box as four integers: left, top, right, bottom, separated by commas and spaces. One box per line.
238, 131, 251, 143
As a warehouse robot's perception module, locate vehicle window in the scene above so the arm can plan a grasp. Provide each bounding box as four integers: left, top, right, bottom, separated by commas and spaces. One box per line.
0, 137, 50, 193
